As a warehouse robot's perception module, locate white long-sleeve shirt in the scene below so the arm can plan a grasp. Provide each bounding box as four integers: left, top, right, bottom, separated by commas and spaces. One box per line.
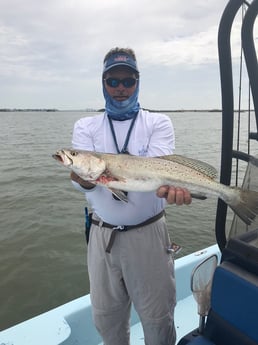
72, 109, 175, 225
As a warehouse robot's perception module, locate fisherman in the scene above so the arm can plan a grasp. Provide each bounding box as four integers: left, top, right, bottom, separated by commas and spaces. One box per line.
71, 47, 192, 345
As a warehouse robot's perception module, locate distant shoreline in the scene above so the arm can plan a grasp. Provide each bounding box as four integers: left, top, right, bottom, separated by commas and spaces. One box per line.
0, 108, 252, 113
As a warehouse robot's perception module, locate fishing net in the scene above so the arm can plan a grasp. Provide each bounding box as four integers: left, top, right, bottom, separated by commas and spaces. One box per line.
191, 255, 218, 317
229, 155, 258, 239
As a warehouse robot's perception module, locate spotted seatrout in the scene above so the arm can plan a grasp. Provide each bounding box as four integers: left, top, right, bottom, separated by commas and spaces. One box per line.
53, 149, 258, 225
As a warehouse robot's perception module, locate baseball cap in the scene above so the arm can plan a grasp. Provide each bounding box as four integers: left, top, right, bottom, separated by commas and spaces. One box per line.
103, 52, 139, 74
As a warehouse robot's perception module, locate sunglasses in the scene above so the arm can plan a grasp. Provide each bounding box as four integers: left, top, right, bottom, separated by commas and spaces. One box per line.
104, 77, 138, 88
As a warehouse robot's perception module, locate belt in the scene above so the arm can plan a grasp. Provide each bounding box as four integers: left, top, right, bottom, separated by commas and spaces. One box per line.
91, 210, 165, 253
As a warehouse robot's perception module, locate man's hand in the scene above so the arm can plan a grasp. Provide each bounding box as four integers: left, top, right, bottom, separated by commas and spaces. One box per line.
156, 186, 192, 205
70, 171, 95, 190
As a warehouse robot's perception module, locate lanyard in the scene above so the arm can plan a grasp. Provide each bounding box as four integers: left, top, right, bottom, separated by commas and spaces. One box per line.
107, 115, 138, 154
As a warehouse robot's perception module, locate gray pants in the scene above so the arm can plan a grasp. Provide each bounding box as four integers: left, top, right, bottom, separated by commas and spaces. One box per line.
87, 216, 176, 345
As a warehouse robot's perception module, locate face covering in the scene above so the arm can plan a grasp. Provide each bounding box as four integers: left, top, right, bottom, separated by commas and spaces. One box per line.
102, 80, 140, 121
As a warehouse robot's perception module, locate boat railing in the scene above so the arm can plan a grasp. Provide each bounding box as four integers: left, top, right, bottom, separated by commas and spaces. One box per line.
216, 0, 258, 250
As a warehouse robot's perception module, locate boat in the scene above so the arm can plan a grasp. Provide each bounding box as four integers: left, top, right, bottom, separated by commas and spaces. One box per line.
1, 0, 258, 344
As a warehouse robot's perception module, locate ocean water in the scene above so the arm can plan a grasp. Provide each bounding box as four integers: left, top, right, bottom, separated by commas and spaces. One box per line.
0, 110, 225, 329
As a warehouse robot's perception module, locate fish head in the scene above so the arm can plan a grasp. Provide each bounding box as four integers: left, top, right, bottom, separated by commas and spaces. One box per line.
53, 149, 106, 180
53, 149, 74, 167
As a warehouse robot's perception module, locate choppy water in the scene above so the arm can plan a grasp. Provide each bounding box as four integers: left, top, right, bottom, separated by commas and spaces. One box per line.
0, 110, 225, 329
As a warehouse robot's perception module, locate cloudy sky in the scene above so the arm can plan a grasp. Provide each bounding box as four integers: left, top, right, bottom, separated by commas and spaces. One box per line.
0, 0, 252, 110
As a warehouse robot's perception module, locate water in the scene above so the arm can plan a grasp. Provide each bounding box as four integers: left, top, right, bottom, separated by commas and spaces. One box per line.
0, 110, 222, 330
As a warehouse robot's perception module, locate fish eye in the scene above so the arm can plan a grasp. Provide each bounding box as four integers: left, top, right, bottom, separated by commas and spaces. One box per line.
70, 150, 78, 157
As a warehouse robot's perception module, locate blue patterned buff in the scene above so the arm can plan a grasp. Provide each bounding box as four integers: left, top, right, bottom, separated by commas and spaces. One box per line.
102, 80, 140, 121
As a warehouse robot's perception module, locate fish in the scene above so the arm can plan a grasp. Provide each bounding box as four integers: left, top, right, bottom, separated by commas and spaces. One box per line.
52, 149, 258, 225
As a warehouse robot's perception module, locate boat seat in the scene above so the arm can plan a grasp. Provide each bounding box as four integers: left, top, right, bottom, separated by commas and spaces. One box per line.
178, 258, 258, 345
203, 260, 258, 345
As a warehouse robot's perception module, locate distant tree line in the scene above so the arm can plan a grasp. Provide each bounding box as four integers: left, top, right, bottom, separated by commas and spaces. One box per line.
0, 108, 59, 112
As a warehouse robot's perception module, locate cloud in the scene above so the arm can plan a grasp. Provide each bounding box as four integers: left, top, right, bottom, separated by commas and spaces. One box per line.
0, 0, 253, 109
0, 0, 228, 73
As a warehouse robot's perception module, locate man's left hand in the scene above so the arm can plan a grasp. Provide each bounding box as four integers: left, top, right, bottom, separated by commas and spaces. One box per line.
156, 186, 192, 205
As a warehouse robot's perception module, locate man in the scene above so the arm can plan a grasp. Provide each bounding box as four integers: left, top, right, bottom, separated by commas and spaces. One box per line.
71, 47, 191, 345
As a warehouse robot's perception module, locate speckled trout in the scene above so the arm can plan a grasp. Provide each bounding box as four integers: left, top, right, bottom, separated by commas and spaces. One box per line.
53, 149, 258, 225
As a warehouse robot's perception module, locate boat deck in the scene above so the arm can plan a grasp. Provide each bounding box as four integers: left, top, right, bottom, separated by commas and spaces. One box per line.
0, 245, 219, 345
98, 295, 198, 345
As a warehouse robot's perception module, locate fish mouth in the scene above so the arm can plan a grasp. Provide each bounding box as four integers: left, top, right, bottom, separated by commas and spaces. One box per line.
52, 153, 63, 163
52, 150, 73, 166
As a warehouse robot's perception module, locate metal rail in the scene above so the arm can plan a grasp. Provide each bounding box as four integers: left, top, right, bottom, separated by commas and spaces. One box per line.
216, 0, 258, 250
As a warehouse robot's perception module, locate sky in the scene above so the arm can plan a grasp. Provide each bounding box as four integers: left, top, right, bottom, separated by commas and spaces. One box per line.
0, 0, 254, 110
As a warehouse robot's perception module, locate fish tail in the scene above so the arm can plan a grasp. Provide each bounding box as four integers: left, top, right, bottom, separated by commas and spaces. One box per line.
228, 189, 258, 225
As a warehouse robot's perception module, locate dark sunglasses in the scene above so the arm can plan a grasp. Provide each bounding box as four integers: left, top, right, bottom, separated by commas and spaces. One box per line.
104, 77, 138, 88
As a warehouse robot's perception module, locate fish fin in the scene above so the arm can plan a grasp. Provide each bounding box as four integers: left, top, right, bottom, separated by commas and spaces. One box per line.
158, 154, 217, 179
191, 193, 207, 200
228, 188, 258, 225
109, 188, 128, 202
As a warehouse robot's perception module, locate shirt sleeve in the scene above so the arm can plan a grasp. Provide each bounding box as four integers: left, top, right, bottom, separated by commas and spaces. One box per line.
72, 117, 95, 150
71, 117, 97, 192
147, 113, 175, 157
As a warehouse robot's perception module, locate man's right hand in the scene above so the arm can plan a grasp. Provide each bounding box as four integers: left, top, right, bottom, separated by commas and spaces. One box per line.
70, 171, 95, 190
